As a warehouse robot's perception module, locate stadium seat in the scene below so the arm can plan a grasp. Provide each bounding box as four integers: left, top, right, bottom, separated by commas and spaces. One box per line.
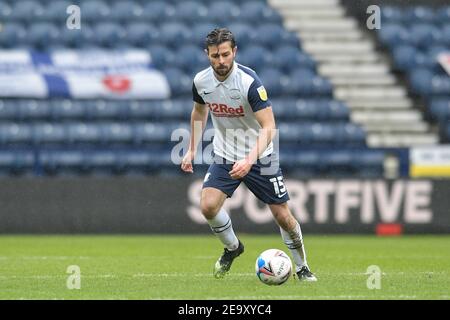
207, 1, 240, 25
0, 100, 20, 120
159, 22, 193, 48
437, 6, 450, 23
125, 23, 160, 48
238, 45, 273, 73
39, 150, 87, 175
85, 150, 120, 174
409, 24, 442, 48
353, 151, 385, 178
284, 69, 317, 96
0, 22, 28, 48
41, 0, 72, 22
51, 100, 87, 120
192, 23, 219, 47
119, 150, 154, 174
318, 100, 350, 121
0, 150, 34, 175
100, 123, 134, 145
141, 1, 175, 24
378, 23, 410, 48
86, 100, 126, 120
173, 45, 209, 74
10, 1, 44, 22
405, 6, 436, 24
273, 46, 315, 72
258, 68, 284, 97
173, 1, 208, 25
429, 99, 450, 122
26, 22, 61, 49
240, 1, 283, 25
225, 23, 255, 50
149, 45, 176, 69
32, 123, 68, 145
109, 1, 143, 22
133, 123, 171, 144
321, 151, 355, 176
0, 123, 33, 145
80, 0, 111, 22
380, 6, 405, 23
67, 123, 103, 145
93, 23, 126, 48
409, 68, 434, 96
59, 24, 95, 49
336, 123, 367, 146
18, 100, 51, 120
163, 67, 192, 96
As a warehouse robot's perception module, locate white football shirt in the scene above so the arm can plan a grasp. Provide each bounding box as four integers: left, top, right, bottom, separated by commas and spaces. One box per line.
192, 62, 273, 162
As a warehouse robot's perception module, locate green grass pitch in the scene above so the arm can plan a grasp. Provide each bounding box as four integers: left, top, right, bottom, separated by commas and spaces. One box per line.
0, 235, 448, 300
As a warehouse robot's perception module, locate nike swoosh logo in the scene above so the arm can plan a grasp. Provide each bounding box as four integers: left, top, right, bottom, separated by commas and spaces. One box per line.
203, 91, 213, 95
278, 192, 287, 198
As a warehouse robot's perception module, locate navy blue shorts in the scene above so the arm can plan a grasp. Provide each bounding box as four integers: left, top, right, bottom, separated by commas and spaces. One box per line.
202, 155, 290, 204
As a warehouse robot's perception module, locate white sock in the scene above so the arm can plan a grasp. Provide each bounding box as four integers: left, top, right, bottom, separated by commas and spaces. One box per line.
280, 221, 308, 272
207, 207, 239, 251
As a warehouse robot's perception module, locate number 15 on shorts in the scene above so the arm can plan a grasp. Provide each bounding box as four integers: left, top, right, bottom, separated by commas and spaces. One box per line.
269, 176, 287, 198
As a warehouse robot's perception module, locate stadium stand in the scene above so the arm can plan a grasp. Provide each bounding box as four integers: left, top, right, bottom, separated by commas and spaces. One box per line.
1, 0, 424, 177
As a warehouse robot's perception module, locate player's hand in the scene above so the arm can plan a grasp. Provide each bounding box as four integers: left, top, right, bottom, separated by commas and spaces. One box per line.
181, 150, 195, 173
229, 158, 252, 179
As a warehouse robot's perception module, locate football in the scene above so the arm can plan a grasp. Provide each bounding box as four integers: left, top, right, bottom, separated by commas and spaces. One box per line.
255, 249, 292, 285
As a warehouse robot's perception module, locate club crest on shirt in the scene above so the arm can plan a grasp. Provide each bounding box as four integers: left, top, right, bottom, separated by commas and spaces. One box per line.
257, 86, 268, 101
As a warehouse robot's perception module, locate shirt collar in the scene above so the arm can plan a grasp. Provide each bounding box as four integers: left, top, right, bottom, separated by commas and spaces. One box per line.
212, 62, 237, 88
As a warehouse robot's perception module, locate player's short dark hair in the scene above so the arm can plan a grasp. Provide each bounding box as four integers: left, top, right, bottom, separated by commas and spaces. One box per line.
205, 28, 236, 51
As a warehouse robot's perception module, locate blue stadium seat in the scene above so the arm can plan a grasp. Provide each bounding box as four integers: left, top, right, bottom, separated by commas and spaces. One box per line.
0, 22, 28, 48
258, 68, 284, 97
207, 1, 240, 25
32, 123, 68, 145
378, 23, 410, 48
67, 123, 103, 145
40, 150, 87, 175
0, 1, 12, 21
437, 6, 450, 23
80, 1, 111, 22
10, 1, 44, 22
157, 100, 191, 120
321, 151, 354, 176
240, 1, 282, 25
27, 22, 61, 49
0, 150, 34, 175
311, 76, 333, 97
159, 22, 193, 48
93, 23, 126, 48
192, 23, 219, 47
133, 123, 171, 144
100, 123, 134, 145
109, 1, 143, 22
353, 151, 385, 178
336, 123, 367, 146
409, 68, 434, 96
238, 45, 273, 73
163, 67, 192, 96
284, 69, 317, 96
127, 101, 154, 119
405, 6, 436, 24
0, 100, 20, 120
429, 99, 450, 122
0, 123, 33, 145
441, 25, 450, 46
446, 123, 450, 142
392, 45, 417, 71
41, 0, 72, 22
309, 123, 335, 145
273, 46, 315, 72
86, 101, 126, 120
149, 45, 176, 69
225, 23, 255, 50
141, 1, 175, 24
173, 1, 208, 24
52, 100, 87, 120
380, 6, 405, 23
126, 23, 160, 48
318, 100, 350, 121
60, 24, 95, 49
409, 24, 442, 48
173, 45, 209, 74
85, 150, 120, 174
119, 150, 154, 174
18, 100, 51, 120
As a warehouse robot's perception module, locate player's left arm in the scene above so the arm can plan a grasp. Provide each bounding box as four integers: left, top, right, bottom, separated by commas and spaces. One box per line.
229, 106, 276, 179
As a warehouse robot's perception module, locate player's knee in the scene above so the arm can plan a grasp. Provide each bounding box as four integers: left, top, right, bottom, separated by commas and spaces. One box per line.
200, 199, 221, 219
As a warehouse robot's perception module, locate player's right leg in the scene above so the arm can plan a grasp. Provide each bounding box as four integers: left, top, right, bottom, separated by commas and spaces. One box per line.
201, 161, 244, 278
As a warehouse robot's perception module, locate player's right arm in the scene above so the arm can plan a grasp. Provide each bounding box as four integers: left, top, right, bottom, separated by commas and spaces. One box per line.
181, 102, 209, 173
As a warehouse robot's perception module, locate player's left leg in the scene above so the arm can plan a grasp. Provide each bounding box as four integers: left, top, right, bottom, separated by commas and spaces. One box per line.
269, 203, 317, 282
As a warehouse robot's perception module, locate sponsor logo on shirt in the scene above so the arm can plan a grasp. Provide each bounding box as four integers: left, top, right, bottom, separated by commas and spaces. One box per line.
206, 102, 245, 118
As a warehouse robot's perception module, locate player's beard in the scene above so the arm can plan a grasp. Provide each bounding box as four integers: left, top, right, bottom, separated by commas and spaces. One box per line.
213, 62, 233, 77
